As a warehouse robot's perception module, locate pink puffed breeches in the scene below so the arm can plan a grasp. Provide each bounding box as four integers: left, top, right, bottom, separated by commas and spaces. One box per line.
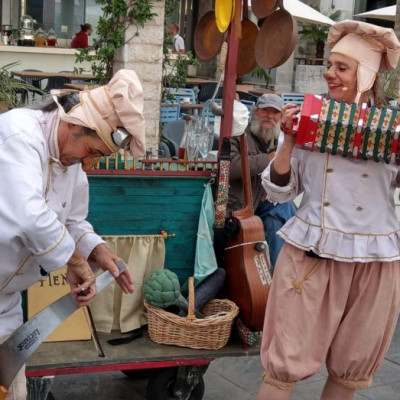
260, 243, 400, 391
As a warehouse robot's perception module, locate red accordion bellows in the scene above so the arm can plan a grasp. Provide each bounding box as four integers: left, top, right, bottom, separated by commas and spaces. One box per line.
294, 94, 400, 164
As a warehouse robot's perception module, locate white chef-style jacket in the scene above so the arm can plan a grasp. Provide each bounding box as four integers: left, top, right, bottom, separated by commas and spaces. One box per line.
0, 108, 105, 339
261, 148, 400, 262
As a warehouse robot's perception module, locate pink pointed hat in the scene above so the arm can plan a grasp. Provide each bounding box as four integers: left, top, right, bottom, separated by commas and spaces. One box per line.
327, 20, 400, 99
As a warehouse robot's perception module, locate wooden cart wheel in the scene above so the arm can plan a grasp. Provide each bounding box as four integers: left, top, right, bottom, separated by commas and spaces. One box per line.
146, 367, 205, 400
122, 367, 167, 380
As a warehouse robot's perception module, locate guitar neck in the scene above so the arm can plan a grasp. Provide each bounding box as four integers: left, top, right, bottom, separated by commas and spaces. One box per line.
233, 134, 254, 218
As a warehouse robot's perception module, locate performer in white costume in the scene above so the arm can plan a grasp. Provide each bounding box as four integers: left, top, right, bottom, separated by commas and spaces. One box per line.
0, 69, 145, 399
257, 21, 400, 400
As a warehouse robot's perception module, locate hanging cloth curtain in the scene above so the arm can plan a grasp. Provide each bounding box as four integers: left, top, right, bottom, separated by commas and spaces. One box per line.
193, 181, 218, 286
90, 234, 165, 333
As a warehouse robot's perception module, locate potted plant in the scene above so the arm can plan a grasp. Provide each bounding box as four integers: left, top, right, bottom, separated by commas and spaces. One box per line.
162, 51, 199, 94
0, 62, 42, 111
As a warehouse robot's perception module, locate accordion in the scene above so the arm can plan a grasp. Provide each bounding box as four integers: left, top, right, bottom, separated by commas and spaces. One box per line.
294, 94, 400, 164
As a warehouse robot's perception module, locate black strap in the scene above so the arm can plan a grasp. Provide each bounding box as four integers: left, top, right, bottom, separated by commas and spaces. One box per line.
219, 137, 231, 160
213, 136, 232, 267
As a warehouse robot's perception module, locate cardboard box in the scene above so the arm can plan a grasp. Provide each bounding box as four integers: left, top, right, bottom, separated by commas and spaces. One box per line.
27, 266, 92, 342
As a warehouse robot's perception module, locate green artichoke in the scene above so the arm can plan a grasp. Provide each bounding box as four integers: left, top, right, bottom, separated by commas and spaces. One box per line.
143, 269, 204, 318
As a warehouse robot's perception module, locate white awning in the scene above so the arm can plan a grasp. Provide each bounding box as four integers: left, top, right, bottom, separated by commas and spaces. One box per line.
354, 5, 396, 22
249, 0, 334, 26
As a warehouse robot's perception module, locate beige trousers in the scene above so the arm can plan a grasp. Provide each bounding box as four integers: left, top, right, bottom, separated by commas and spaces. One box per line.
260, 243, 400, 391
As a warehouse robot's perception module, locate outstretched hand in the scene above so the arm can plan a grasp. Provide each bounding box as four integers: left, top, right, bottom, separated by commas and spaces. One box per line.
89, 243, 134, 294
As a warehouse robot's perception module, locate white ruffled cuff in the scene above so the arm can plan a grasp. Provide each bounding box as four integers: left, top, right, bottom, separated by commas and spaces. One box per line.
261, 163, 299, 203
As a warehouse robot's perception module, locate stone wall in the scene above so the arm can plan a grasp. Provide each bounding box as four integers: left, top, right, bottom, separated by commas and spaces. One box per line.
294, 64, 327, 95
113, 2, 165, 157
274, 54, 295, 93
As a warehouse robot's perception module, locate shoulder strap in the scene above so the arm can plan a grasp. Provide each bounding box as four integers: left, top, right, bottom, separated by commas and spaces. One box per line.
214, 137, 231, 229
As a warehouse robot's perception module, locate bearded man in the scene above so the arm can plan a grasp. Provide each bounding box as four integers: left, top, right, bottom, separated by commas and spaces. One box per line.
228, 94, 296, 272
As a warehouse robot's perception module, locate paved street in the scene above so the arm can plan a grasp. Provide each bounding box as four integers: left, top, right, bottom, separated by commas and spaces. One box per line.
46, 318, 400, 399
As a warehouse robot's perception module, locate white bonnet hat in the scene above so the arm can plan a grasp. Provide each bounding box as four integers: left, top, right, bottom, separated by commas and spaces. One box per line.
52, 69, 145, 158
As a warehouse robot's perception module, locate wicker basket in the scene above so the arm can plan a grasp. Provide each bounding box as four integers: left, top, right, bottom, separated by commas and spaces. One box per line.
145, 277, 239, 350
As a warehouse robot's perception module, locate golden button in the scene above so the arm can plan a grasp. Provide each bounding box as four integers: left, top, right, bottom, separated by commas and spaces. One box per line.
327, 168, 334, 173
356, 206, 363, 211
323, 201, 330, 207
361, 173, 369, 178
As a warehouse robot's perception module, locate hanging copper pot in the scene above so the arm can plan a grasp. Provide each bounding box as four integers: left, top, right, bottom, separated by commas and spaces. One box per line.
237, 2, 259, 77
255, 8, 298, 69
251, 0, 279, 19
194, 11, 226, 61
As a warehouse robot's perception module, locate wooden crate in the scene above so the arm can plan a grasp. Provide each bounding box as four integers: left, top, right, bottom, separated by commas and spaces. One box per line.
27, 266, 91, 342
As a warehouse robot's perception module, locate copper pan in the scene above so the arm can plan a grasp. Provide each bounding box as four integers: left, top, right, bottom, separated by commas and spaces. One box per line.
255, 8, 298, 69
251, 0, 279, 19
237, 2, 259, 76
194, 11, 226, 62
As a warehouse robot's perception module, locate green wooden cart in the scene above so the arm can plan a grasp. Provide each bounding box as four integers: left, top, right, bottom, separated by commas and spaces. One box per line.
26, 159, 261, 400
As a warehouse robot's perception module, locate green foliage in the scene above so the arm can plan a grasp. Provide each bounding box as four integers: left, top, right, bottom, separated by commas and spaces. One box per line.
165, 0, 180, 20
0, 62, 43, 109
299, 8, 342, 59
75, 0, 159, 84
163, 52, 199, 97
380, 70, 400, 100
249, 66, 271, 88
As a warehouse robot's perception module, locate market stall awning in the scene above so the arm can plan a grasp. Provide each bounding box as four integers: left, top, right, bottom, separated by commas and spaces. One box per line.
354, 5, 395, 22
249, 0, 334, 26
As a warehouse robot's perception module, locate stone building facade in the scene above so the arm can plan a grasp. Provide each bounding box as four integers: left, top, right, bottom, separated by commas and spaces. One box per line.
113, 2, 166, 156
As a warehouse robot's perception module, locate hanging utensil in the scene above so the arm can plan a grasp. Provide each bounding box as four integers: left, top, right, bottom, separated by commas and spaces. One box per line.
237, 2, 259, 76
233, 0, 242, 39
251, 0, 279, 19
255, 3, 298, 69
194, 11, 226, 61
209, 42, 228, 116
215, 0, 235, 33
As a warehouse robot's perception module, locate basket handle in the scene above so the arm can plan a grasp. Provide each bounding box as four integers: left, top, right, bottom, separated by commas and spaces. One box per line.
187, 277, 196, 321
186, 277, 206, 320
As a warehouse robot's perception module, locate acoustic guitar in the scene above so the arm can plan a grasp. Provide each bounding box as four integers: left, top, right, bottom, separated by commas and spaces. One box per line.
224, 133, 272, 332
